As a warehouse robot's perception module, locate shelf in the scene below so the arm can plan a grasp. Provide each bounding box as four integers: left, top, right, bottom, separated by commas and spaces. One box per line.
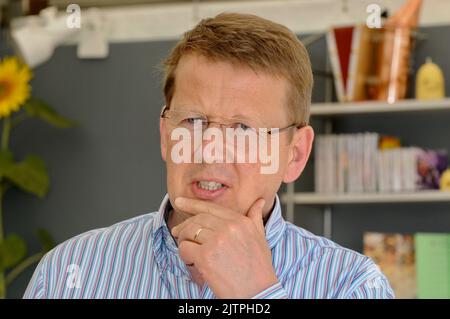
281, 191, 450, 205
310, 98, 450, 116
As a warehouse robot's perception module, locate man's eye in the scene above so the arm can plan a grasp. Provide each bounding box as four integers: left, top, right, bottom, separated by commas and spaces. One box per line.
234, 123, 253, 131
182, 117, 204, 125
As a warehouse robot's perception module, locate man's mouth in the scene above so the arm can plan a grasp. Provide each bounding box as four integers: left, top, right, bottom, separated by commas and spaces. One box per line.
191, 178, 229, 200
197, 181, 224, 191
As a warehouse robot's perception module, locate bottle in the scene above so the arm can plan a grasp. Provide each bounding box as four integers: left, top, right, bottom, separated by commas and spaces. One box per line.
416, 57, 445, 100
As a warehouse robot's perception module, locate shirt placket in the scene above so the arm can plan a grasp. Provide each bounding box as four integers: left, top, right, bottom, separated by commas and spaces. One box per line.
162, 227, 210, 298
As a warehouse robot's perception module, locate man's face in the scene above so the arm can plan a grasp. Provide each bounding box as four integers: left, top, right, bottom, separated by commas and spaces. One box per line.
160, 53, 313, 217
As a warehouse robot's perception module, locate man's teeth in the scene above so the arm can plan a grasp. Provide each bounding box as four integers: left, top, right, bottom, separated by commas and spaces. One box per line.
197, 181, 224, 191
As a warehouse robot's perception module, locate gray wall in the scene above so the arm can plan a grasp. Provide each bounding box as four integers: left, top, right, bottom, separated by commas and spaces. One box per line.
0, 37, 173, 297
1, 25, 449, 298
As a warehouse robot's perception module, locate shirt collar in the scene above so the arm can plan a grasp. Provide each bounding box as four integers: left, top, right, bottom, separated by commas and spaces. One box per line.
152, 193, 286, 250
264, 194, 287, 249
153, 193, 171, 234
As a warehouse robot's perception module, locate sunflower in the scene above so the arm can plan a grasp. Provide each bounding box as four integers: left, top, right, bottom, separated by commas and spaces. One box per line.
0, 56, 32, 118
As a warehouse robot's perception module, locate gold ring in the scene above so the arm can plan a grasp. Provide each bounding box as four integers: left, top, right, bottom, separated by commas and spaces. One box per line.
194, 227, 204, 242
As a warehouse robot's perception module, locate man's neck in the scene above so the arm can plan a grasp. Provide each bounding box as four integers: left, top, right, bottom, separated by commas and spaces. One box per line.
166, 208, 185, 232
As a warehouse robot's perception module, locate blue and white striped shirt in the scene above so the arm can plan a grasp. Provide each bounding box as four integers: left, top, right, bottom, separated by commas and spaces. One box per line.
24, 194, 394, 299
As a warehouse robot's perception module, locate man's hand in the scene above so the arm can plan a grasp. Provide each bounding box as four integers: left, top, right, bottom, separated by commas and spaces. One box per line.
171, 197, 279, 298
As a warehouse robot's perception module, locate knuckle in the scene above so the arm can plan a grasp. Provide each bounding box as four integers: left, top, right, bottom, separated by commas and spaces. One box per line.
226, 220, 241, 234
214, 233, 227, 247
178, 241, 189, 255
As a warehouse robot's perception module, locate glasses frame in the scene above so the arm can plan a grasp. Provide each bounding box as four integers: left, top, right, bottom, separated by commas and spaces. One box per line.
160, 105, 304, 135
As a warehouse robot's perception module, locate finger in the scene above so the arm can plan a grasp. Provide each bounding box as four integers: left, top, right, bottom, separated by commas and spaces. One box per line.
246, 198, 266, 235
177, 222, 213, 244
171, 213, 223, 237
178, 240, 202, 266
174, 197, 237, 219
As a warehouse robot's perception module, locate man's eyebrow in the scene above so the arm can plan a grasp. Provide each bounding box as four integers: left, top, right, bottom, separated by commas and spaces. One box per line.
171, 105, 205, 114
230, 112, 267, 125
230, 113, 253, 120
171, 105, 268, 124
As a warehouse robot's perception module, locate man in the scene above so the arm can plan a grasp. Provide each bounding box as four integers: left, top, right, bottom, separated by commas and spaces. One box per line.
24, 13, 394, 299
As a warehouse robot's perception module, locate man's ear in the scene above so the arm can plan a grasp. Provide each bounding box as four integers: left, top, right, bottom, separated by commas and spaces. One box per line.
160, 117, 167, 162
283, 125, 314, 183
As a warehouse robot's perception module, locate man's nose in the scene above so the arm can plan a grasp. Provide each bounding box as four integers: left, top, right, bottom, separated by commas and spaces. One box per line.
201, 126, 227, 164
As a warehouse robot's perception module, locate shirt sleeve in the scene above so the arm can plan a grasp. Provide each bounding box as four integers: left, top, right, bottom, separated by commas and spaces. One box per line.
345, 261, 395, 299
23, 255, 48, 299
346, 276, 395, 299
251, 282, 288, 299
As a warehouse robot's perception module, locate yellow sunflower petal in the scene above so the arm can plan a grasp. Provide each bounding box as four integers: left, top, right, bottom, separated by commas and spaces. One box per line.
0, 56, 33, 118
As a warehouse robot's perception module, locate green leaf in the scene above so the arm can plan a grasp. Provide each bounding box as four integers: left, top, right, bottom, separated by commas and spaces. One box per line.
24, 98, 77, 128
0, 150, 14, 178
37, 229, 56, 253
0, 234, 27, 271
0, 180, 11, 196
3, 154, 49, 198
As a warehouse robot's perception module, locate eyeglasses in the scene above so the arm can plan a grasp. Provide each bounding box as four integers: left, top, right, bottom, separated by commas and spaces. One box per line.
160, 105, 302, 137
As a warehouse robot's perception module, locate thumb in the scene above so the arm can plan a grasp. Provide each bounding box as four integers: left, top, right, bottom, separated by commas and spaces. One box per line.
247, 198, 266, 235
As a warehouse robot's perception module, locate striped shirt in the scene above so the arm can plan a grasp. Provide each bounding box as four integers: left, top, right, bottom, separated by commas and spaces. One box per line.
24, 194, 394, 299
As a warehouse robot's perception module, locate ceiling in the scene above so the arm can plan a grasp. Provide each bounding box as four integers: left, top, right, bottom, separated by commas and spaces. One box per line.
49, 0, 265, 9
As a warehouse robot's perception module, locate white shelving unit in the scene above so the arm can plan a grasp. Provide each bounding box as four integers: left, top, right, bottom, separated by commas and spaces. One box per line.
310, 98, 450, 116
281, 190, 450, 205
282, 98, 450, 238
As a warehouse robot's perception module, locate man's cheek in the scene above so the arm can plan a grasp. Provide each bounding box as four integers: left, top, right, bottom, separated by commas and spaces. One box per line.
258, 134, 280, 175
236, 163, 261, 178
236, 164, 265, 191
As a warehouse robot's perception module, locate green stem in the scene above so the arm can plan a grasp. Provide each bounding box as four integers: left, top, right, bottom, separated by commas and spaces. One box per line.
0, 116, 10, 299
5, 252, 44, 287
0, 273, 5, 299
0, 181, 3, 243
1, 116, 11, 151
0, 179, 4, 299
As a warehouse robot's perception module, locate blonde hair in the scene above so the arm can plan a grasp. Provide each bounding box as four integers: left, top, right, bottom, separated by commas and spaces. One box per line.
162, 12, 313, 126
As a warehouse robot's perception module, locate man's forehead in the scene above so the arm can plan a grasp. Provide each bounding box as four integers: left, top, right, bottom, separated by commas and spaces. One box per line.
175, 53, 284, 88
172, 54, 289, 122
